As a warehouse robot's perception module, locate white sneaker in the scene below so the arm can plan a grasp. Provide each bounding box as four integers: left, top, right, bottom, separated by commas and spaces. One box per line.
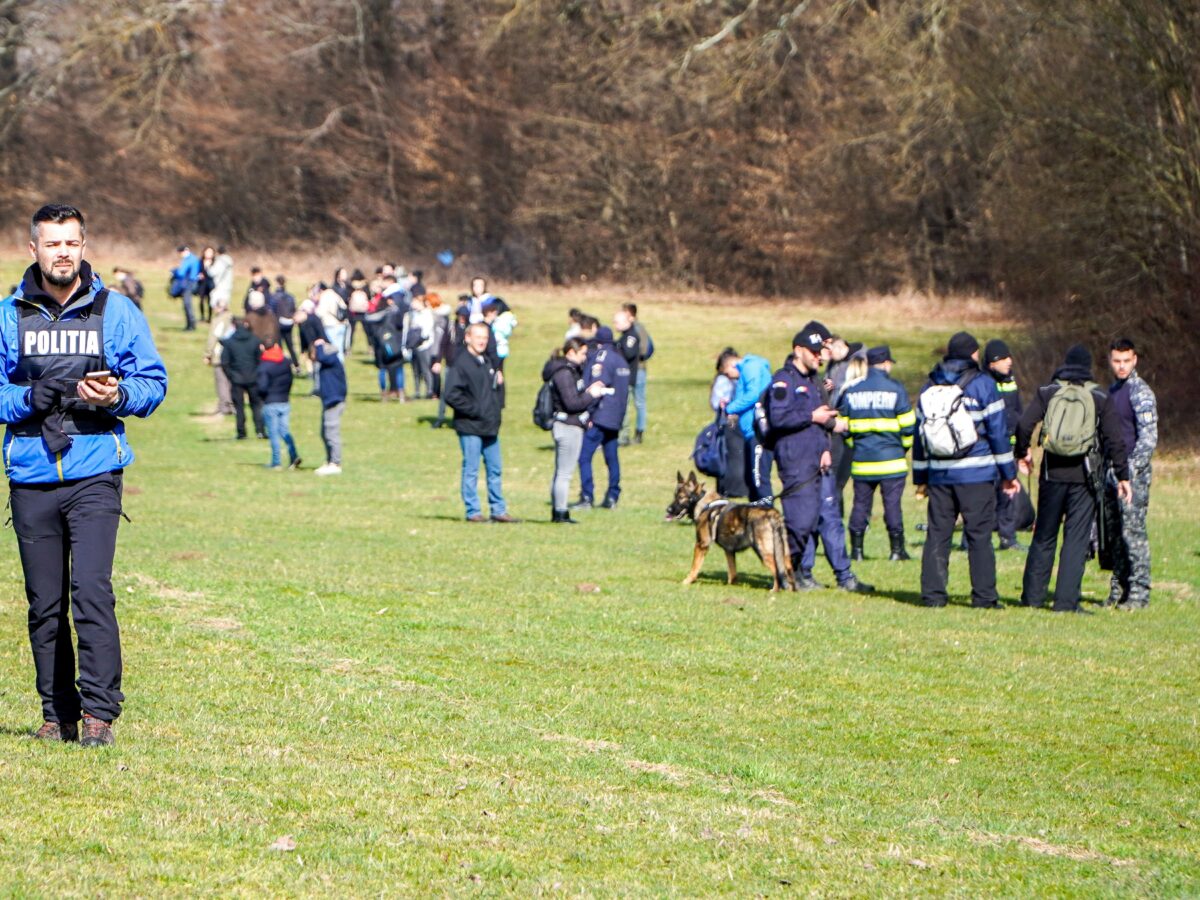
314, 463, 342, 476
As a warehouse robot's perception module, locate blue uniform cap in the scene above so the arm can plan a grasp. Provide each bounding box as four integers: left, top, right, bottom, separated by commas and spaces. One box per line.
867, 345, 893, 365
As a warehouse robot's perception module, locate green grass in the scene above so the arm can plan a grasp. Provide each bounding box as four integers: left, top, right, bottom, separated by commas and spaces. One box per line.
0, 261, 1196, 895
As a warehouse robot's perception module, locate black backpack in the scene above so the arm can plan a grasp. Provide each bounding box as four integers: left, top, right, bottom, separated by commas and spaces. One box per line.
377, 321, 404, 363
532, 381, 556, 431
691, 410, 727, 478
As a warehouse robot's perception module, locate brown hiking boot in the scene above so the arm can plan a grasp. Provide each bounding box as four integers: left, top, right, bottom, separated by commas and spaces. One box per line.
80, 713, 114, 748
33, 720, 78, 742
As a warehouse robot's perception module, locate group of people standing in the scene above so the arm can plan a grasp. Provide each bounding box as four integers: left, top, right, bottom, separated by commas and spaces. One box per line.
709, 323, 1157, 612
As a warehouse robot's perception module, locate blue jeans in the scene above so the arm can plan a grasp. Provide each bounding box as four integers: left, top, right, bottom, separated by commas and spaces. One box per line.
579, 424, 620, 502
801, 469, 853, 584
633, 368, 647, 432
326, 322, 348, 360
180, 284, 196, 330
622, 368, 649, 438
378, 364, 405, 392
458, 433, 505, 519
263, 402, 297, 467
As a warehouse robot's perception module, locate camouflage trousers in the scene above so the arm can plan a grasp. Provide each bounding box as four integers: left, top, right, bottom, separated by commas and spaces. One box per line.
1106, 463, 1152, 604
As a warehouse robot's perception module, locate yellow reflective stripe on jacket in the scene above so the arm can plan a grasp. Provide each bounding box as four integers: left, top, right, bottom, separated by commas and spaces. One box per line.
848, 417, 903, 433
896, 409, 916, 428
996, 380, 1018, 393
901, 435, 914, 449
851, 457, 909, 477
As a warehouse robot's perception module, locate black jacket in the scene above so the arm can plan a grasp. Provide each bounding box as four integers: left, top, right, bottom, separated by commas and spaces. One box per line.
255, 356, 293, 404
542, 356, 591, 428
1015, 365, 1130, 483
220, 326, 262, 386
444, 349, 502, 437
618, 328, 641, 379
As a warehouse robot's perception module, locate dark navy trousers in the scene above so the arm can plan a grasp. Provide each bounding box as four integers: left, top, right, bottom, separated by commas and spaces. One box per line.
849, 476, 906, 534
579, 424, 620, 502
799, 469, 853, 584
11, 471, 125, 722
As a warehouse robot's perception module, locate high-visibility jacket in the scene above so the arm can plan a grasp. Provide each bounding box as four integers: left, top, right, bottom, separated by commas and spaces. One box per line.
992, 371, 1021, 446
837, 367, 915, 481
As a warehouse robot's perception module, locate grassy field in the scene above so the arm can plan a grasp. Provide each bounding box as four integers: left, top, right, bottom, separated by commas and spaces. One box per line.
0, 258, 1197, 895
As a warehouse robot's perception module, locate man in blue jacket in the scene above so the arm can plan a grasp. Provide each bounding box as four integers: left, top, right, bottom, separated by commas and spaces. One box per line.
2, 204, 167, 746
913, 332, 1018, 608
171, 244, 202, 332
573, 327, 630, 509
720, 348, 774, 504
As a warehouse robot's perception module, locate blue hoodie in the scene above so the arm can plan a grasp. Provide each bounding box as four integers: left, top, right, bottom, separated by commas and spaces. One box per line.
0, 263, 167, 484
725, 354, 772, 441
315, 344, 347, 408
912, 358, 1015, 486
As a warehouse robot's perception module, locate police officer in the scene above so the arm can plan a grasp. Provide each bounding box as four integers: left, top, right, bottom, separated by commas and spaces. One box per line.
796, 329, 873, 592
768, 323, 871, 593
1105, 337, 1157, 610
3, 204, 167, 746
913, 332, 1018, 609
573, 326, 630, 509
1015, 345, 1130, 613
984, 339, 1025, 551
839, 345, 915, 562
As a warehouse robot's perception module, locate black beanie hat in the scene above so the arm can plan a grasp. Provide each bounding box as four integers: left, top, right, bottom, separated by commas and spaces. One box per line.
984, 339, 1011, 366
946, 331, 979, 361
1064, 344, 1092, 369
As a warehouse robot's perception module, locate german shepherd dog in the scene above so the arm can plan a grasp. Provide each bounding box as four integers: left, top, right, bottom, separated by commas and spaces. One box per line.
666, 471, 797, 591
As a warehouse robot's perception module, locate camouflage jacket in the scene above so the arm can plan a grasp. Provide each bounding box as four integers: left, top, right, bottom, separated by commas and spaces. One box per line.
1126, 370, 1158, 468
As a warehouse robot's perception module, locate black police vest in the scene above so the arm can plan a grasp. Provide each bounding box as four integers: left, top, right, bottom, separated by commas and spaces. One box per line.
11, 289, 117, 436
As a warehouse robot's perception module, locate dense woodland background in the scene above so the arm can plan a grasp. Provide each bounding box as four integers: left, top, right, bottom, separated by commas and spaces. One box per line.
0, 1, 1196, 431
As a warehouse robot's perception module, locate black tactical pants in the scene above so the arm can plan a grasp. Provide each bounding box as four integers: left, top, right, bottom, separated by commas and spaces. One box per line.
11, 471, 124, 722
230, 381, 265, 438
921, 482, 999, 607
1022, 480, 1095, 611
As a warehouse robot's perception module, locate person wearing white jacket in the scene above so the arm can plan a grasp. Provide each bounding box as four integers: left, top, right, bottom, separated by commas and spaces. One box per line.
402, 295, 437, 399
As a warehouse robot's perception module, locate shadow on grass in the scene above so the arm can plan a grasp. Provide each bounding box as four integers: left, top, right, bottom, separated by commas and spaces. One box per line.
687, 570, 780, 591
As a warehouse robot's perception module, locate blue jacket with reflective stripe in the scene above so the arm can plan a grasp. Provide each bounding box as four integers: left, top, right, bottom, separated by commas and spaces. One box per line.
725, 354, 772, 441
837, 367, 914, 481
0, 265, 168, 484
912, 358, 1016, 486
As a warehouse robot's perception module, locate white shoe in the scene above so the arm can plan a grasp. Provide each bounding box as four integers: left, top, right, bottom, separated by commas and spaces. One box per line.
314, 463, 342, 476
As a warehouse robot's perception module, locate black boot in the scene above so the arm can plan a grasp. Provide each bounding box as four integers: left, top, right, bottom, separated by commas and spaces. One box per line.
850, 531, 865, 562
888, 530, 911, 561
551, 509, 578, 525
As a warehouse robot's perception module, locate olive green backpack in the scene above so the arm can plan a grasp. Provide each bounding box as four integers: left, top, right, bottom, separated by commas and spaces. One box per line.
1040, 381, 1098, 456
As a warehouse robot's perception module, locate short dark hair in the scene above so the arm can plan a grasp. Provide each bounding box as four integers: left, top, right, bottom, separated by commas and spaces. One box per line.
176, 244, 187, 253
1110, 337, 1137, 353
557, 336, 588, 358
412, 270, 423, 281
250, 266, 262, 275
217, 245, 227, 255
31, 204, 85, 241
621, 302, 638, 317
275, 275, 287, 287
579, 315, 600, 331
716, 347, 740, 373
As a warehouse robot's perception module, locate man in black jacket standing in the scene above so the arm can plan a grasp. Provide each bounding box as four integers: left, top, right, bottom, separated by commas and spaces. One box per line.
220, 318, 265, 440
444, 323, 518, 523
1015, 345, 1131, 613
